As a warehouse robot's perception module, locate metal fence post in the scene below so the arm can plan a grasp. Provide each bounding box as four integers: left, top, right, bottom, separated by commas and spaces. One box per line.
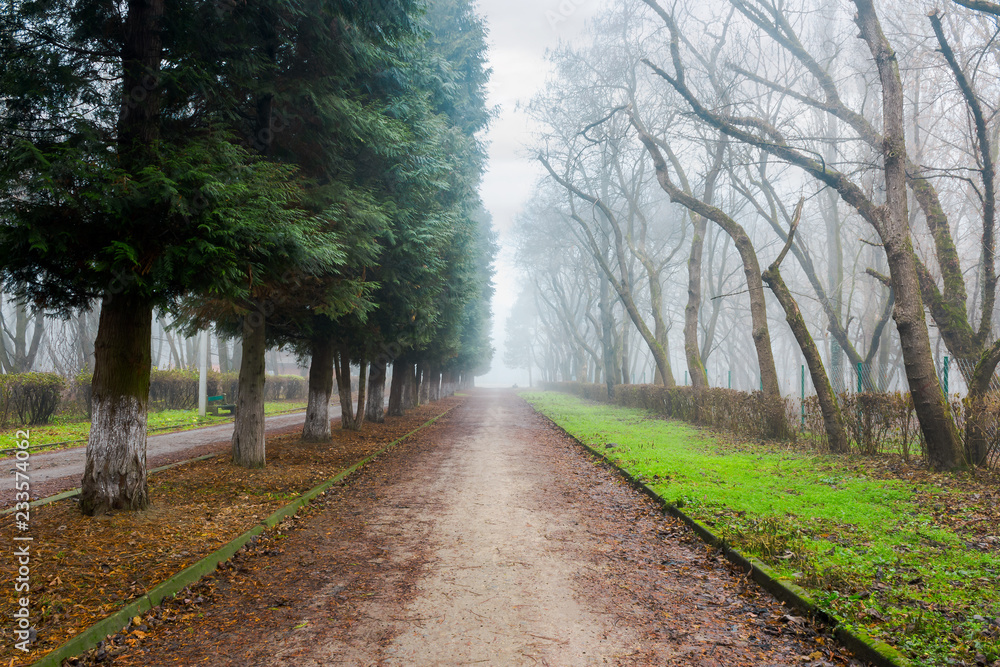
943, 356, 949, 395
728, 370, 732, 389
857, 361, 863, 393
801, 364, 806, 430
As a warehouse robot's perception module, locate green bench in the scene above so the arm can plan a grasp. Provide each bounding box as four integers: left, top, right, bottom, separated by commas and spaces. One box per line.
207, 394, 235, 416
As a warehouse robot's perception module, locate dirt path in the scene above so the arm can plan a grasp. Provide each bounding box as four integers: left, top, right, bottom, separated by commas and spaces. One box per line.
92, 390, 860, 666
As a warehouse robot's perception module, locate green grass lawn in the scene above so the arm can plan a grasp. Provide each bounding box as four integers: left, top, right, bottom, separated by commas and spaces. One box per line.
522, 390, 1000, 667
1, 401, 308, 453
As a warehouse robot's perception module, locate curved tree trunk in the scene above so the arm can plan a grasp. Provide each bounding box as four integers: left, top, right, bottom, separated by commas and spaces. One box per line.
854, 0, 961, 470
629, 115, 786, 436
301, 337, 333, 442
232, 312, 267, 468
763, 207, 849, 453
79, 294, 152, 515
365, 359, 387, 423
685, 216, 709, 388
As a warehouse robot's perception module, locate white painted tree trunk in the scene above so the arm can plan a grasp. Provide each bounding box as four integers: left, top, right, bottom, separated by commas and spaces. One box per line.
302, 338, 333, 442
79, 294, 152, 515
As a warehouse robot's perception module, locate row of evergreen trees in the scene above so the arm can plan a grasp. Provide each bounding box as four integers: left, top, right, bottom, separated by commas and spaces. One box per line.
0, 0, 495, 514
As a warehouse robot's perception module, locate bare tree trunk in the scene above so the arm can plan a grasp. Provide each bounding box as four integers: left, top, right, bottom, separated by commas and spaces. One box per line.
685, 216, 709, 388
763, 204, 849, 453
629, 114, 786, 436
232, 312, 267, 468
366, 359, 387, 423
854, 0, 961, 470
79, 294, 152, 515
302, 338, 333, 442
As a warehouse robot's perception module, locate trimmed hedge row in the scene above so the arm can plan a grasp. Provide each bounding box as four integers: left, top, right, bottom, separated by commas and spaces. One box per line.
73, 370, 308, 416
0, 372, 65, 426
542, 382, 793, 441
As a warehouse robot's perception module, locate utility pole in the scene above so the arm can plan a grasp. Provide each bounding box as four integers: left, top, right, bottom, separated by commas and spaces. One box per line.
198, 329, 208, 417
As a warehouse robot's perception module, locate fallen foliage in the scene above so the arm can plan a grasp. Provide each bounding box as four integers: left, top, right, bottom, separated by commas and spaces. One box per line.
0, 397, 461, 666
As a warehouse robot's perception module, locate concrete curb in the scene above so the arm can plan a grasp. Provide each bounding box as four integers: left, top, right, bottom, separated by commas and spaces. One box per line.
534, 406, 912, 667
30, 405, 455, 667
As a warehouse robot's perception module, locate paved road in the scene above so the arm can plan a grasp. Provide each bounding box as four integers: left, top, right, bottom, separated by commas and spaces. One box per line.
0, 406, 330, 497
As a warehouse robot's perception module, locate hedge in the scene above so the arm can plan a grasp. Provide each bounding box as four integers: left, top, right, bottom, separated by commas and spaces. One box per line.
72, 370, 308, 416
542, 382, 793, 442
0, 372, 66, 426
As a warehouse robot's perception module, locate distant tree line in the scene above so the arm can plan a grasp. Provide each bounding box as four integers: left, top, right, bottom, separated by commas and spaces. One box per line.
507, 0, 1000, 470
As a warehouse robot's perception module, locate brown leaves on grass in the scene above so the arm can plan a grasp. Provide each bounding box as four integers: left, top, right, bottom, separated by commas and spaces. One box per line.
0, 398, 460, 666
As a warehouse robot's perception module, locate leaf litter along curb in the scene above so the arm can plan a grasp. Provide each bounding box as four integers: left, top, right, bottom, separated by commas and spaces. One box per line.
522, 391, 1000, 667
0, 396, 463, 666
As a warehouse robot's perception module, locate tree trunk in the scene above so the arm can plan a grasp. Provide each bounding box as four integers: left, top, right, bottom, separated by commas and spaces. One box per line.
231, 313, 267, 468
366, 358, 387, 423
79, 294, 152, 515
217, 334, 230, 373
388, 363, 405, 416
431, 370, 441, 401
762, 211, 849, 453
685, 216, 710, 388
402, 361, 418, 409
301, 337, 333, 442
334, 346, 356, 430
353, 353, 368, 430
855, 0, 961, 470
630, 115, 785, 435
419, 362, 431, 404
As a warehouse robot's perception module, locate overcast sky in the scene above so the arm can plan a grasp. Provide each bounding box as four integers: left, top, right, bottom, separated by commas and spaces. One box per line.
475, 0, 603, 386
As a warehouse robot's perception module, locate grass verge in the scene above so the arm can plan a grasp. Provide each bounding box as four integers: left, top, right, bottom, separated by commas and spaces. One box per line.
0, 401, 309, 454
522, 390, 1000, 667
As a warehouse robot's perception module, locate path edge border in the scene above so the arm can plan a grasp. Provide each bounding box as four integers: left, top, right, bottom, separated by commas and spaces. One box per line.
528, 396, 912, 667
30, 404, 456, 667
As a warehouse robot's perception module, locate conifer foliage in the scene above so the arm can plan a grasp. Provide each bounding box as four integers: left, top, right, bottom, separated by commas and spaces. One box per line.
0, 0, 495, 513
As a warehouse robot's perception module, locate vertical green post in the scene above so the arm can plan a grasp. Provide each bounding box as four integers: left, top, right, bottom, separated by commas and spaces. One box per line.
801, 364, 806, 430
684, 370, 688, 386
943, 356, 949, 395
857, 362, 863, 393
728, 370, 731, 389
